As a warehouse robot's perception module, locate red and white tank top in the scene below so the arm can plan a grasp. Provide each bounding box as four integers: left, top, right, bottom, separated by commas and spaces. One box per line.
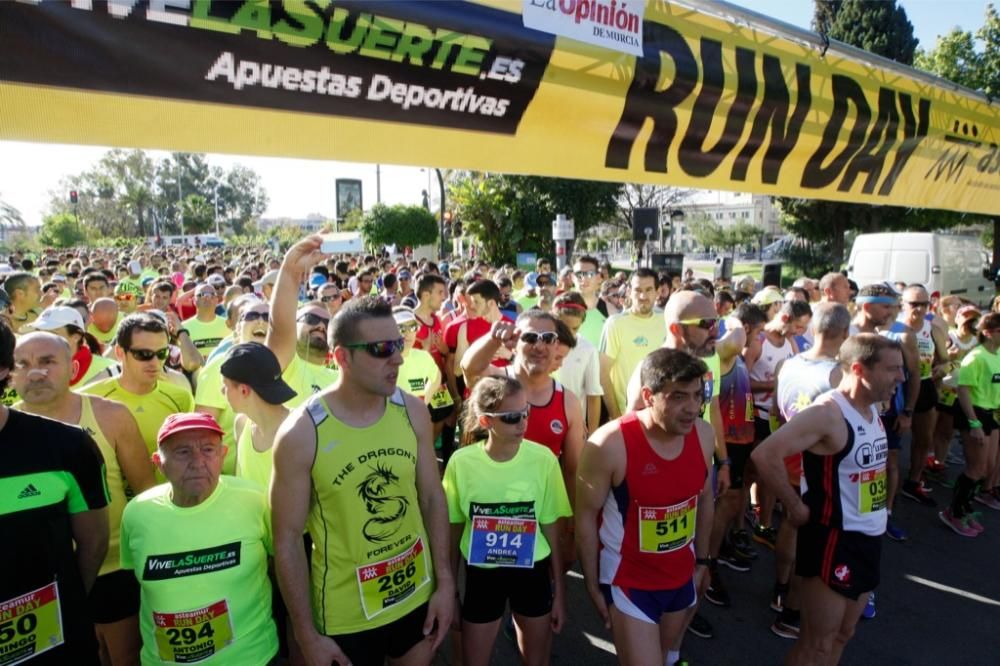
599, 412, 707, 590
522, 378, 569, 457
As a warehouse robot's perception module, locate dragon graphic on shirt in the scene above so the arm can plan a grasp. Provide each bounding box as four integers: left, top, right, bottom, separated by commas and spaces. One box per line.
356, 462, 409, 543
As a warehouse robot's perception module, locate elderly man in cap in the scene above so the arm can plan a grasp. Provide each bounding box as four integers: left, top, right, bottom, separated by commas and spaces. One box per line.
120, 412, 279, 665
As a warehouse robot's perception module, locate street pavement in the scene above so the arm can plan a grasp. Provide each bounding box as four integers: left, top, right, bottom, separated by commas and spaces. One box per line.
434, 436, 1000, 665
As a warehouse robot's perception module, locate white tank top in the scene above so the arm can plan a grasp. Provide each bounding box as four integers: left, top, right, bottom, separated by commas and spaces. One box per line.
749, 335, 795, 417
776, 355, 839, 422
801, 391, 888, 536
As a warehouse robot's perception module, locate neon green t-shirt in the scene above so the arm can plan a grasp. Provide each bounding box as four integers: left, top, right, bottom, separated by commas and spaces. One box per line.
183, 315, 231, 359
397, 348, 440, 399
120, 476, 278, 665
959, 345, 1000, 410
576, 307, 607, 349
601, 312, 667, 412
443, 440, 572, 568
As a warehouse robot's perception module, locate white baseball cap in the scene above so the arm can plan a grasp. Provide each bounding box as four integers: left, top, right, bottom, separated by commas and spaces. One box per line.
23, 306, 85, 332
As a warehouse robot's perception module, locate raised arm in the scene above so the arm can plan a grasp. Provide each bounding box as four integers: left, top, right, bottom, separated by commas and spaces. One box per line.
268, 235, 327, 371
459, 319, 515, 383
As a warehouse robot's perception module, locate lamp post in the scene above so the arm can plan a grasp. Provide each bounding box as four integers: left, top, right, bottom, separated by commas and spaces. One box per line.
669, 209, 685, 252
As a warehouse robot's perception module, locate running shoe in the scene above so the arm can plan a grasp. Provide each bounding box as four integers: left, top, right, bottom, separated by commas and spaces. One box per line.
752, 525, 777, 549
706, 571, 731, 607
770, 610, 800, 639
926, 458, 947, 474
744, 505, 760, 530
919, 480, 933, 493
964, 513, 985, 534
862, 592, 876, 619
885, 520, 909, 542
901, 480, 937, 507
730, 529, 758, 560
718, 543, 752, 572
686, 613, 714, 639
938, 508, 978, 537
974, 492, 1000, 511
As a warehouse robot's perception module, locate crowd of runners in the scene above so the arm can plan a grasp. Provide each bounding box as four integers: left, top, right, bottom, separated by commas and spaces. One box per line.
3, 234, 999, 666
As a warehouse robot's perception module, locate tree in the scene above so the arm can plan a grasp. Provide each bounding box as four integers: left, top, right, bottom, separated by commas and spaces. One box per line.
449, 173, 622, 264
689, 219, 763, 257
360, 204, 438, 250
0, 194, 25, 230
38, 212, 87, 248
180, 194, 215, 234
914, 3, 999, 98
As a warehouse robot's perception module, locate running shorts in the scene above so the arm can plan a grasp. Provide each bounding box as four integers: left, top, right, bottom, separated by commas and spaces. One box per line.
461, 558, 552, 623
795, 523, 881, 601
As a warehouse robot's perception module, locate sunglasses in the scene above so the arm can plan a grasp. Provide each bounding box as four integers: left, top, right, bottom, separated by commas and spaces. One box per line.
399, 323, 419, 334
574, 270, 597, 279
297, 313, 330, 327
128, 347, 169, 362
344, 338, 405, 358
906, 301, 930, 308
321, 293, 342, 302
115, 293, 135, 301
196, 293, 216, 300
520, 331, 559, 345
241, 311, 270, 322
678, 317, 719, 330
484, 408, 530, 425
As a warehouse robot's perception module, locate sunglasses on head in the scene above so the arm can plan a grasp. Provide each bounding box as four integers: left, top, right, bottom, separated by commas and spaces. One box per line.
678, 317, 719, 330
297, 312, 330, 327
344, 338, 405, 358
241, 311, 269, 322
128, 347, 169, 362
520, 331, 558, 345
484, 408, 530, 425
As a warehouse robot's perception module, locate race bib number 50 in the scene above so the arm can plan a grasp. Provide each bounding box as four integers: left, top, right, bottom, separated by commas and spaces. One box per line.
357, 538, 430, 620
638, 497, 698, 553
153, 600, 234, 663
0, 582, 63, 666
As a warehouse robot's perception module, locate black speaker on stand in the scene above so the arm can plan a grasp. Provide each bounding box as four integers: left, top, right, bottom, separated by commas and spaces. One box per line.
762, 262, 783, 288
714, 256, 733, 282
632, 208, 659, 269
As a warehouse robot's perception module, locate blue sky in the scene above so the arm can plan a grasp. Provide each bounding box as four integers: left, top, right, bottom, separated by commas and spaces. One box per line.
1, 0, 993, 226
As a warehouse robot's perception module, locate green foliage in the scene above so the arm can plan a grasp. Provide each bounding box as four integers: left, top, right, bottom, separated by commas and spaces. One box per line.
46, 149, 268, 238
785, 239, 840, 277
0, 194, 25, 229
814, 0, 918, 64
360, 204, 438, 250
914, 4, 999, 99
38, 212, 87, 248
689, 219, 763, 256
448, 173, 622, 264
339, 208, 364, 231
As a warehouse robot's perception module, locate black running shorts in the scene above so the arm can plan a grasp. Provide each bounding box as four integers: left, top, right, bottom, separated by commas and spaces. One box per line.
88, 569, 140, 624
461, 558, 553, 623
330, 602, 429, 666
795, 523, 881, 601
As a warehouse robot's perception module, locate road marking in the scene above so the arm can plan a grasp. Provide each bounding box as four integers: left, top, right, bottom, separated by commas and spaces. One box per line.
583, 632, 617, 655
905, 574, 1000, 607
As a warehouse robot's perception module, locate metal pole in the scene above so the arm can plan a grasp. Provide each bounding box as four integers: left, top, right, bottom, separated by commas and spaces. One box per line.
436, 168, 446, 260
214, 183, 220, 236
177, 171, 185, 237
376, 164, 382, 204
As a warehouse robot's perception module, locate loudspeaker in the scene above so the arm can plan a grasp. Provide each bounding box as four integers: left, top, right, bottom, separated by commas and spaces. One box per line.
651, 252, 684, 275
762, 262, 783, 288
632, 207, 659, 241
714, 256, 733, 281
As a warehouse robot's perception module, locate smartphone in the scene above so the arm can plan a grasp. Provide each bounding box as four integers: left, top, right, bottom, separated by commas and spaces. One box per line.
319, 233, 363, 254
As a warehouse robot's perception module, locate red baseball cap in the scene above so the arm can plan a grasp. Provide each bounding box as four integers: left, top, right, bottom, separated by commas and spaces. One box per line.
157, 412, 224, 446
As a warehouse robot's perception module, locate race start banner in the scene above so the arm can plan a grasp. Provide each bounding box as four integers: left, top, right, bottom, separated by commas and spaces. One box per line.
0, 0, 997, 215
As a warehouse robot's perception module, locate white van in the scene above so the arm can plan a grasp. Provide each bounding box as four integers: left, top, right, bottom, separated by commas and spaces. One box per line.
847, 232, 994, 306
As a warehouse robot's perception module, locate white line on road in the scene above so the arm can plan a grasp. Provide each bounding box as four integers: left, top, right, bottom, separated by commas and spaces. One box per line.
583, 632, 617, 655
905, 574, 1000, 606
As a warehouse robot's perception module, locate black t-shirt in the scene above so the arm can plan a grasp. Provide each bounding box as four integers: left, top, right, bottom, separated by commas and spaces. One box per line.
0, 409, 109, 664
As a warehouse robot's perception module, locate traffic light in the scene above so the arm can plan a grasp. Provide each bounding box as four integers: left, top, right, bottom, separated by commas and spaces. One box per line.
69, 190, 78, 204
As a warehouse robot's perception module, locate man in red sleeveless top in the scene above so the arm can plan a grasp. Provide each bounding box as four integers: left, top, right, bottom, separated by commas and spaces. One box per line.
577, 348, 715, 666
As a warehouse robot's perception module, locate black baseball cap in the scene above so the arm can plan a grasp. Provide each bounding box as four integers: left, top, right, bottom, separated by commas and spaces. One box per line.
220, 342, 297, 405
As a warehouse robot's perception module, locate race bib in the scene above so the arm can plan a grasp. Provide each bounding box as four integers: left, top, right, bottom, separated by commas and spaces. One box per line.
468, 502, 537, 568
153, 600, 234, 664
859, 469, 887, 513
638, 497, 697, 553
429, 386, 454, 409
357, 538, 430, 620
919, 357, 932, 379
0, 582, 64, 666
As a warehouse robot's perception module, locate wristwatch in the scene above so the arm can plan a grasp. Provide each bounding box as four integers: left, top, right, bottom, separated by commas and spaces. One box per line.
718, 458, 732, 467
901, 408, 913, 417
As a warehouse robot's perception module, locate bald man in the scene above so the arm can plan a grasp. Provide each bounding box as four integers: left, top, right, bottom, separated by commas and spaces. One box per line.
13, 332, 155, 665
88, 297, 122, 349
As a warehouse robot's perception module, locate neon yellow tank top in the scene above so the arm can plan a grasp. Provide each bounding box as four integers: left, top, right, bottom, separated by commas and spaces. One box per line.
79, 395, 127, 576
305, 389, 434, 634
235, 419, 273, 494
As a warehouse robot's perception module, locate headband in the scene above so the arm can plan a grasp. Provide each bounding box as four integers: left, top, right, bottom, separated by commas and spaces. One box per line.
856, 296, 897, 305
555, 302, 587, 310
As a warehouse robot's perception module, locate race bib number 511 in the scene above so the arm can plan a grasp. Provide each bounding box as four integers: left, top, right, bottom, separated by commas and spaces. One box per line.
357, 538, 430, 620
638, 497, 698, 553
0, 582, 64, 666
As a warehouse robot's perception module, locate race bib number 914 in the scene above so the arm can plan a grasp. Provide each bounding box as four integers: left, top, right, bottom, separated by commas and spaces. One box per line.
0, 582, 64, 666
468, 501, 537, 568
